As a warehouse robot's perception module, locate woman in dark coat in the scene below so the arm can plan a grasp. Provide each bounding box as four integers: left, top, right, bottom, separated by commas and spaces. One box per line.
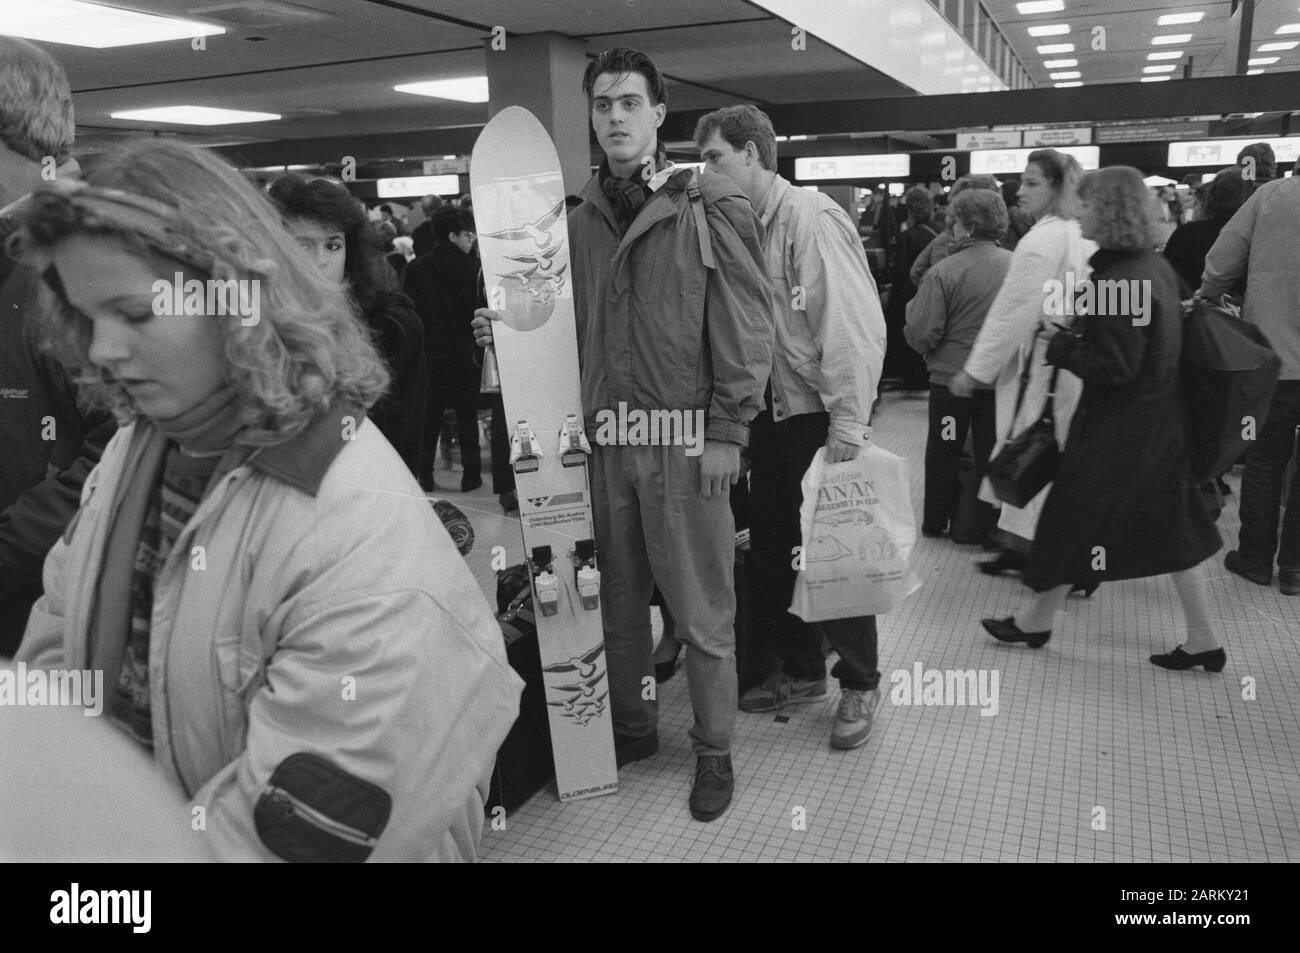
980, 166, 1225, 672
402, 206, 487, 494
882, 186, 938, 391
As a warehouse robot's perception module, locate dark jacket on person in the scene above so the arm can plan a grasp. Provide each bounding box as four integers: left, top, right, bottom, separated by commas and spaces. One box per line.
904, 239, 1013, 386
0, 253, 116, 654
358, 290, 427, 476
883, 220, 938, 388
1163, 218, 1246, 298
1005, 206, 1034, 251
402, 242, 483, 397
569, 166, 774, 446
1025, 248, 1222, 591
411, 221, 437, 259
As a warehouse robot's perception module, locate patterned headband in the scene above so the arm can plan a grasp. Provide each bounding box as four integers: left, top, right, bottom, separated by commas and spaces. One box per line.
0, 178, 215, 275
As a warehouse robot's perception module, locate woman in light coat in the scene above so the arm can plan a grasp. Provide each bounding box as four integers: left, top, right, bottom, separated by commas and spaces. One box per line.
8, 140, 522, 862
949, 149, 1096, 576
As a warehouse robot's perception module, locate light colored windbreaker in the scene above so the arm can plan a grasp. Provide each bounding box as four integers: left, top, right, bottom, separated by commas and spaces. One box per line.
17, 410, 522, 862
756, 174, 885, 445
963, 215, 1096, 539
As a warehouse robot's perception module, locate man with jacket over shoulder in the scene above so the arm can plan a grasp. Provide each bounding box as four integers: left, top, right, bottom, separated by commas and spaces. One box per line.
474, 50, 774, 820
695, 104, 888, 750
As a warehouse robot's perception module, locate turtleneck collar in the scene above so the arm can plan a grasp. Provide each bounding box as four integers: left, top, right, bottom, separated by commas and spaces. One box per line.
151, 386, 247, 455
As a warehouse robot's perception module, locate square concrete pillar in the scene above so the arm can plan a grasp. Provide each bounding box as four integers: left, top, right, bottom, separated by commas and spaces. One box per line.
485, 32, 593, 195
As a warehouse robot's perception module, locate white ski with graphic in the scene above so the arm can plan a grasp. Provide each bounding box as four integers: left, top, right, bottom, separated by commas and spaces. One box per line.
471, 106, 617, 802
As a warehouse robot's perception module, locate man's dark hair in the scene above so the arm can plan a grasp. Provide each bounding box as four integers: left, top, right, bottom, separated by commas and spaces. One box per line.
1205, 166, 1252, 222
1236, 142, 1276, 182
582, 48, 667, 106
431, 205, 474, 244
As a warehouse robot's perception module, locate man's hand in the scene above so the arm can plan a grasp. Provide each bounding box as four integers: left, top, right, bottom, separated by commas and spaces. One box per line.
948, 369, 981, 398
472, 308, 500, 348
824, 438, 860, 463
699, 440, 740, 498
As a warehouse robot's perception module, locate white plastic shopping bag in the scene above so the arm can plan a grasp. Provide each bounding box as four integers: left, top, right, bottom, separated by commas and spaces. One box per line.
789, 443, 921, 621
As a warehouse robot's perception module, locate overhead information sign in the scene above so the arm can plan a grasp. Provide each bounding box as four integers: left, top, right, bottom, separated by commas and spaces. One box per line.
1024, 127, 1092, 147
376, 174, 460, 197
1167, 136, 1300, 167
795, 154, 911, 180
422, 156, 468, 175
1096, 121, 1210, 144
957, 131, 1022, 150
969, 146, 1099, 175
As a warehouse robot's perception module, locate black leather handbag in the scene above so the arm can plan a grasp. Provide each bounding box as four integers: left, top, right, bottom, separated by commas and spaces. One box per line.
986, 348, 1060, 509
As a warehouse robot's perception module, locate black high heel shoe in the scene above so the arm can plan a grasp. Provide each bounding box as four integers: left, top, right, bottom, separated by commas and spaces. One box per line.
1149, 645, 1226, 672
977, 551, 1026, 576
981, 616, 1051, 648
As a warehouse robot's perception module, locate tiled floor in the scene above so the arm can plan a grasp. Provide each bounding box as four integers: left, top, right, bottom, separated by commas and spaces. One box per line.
441, 394, 1300, 862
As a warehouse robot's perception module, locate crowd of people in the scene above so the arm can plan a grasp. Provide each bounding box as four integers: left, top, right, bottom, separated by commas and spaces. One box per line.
0, 34, 1292, 861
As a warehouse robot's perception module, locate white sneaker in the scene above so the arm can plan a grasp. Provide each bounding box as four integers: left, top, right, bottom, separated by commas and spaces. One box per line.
831, 687, 881, 750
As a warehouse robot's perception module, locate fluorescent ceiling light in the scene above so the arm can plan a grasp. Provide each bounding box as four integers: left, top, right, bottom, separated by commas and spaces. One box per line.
1054, 81, 1083, 87
393, 77, 489, 103
1049, 71, 1081, 79
1140, 76, 1172, 83
1247, 68, 1265, 75
1157, 12, 1204, 26
1028, 24, 1070, 36
1043, 58, 1078, 68
1247, 57, 1280, 65
1017, 1, 1065, 13
1143, 65, 1177, 73
0, 0, 224, 48
1258, 41, 1299, 52
1037, 43, 1074, 54
1277, 24, 1300, 35
1152, 34, 1193, 45
110, 106, 280, 125
1148, 51, 1184, 60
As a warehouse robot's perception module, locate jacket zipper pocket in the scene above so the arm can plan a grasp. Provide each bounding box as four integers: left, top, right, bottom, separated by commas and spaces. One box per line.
265, 787, 378, 848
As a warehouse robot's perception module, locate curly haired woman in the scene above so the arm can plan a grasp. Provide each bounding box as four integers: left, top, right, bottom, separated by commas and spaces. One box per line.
976, 166, 1224, 672
7, 140, 521, 861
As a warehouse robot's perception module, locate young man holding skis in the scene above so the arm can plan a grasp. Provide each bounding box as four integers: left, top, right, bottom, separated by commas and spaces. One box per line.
476, 48, 773, 821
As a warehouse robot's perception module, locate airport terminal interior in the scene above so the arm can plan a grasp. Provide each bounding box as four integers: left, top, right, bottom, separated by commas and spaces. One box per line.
1, 0, 1298, 863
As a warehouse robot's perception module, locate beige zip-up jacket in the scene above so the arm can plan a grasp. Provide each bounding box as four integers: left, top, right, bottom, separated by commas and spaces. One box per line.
755, 175, 884, 444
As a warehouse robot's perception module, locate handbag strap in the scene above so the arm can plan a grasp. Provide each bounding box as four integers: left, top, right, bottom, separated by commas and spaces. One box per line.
1004, 344, 1062, 443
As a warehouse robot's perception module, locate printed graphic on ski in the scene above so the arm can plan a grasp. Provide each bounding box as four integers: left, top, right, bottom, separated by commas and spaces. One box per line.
471, 106, 617, 802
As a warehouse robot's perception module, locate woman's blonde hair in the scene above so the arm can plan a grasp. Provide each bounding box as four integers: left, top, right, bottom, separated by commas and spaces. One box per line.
1026, 149, 1083, 221
7, 139, 389, 443
1078, 165, 1163, 252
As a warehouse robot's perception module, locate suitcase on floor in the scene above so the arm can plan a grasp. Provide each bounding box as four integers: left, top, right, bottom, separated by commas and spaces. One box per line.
487, 567, 555, 814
